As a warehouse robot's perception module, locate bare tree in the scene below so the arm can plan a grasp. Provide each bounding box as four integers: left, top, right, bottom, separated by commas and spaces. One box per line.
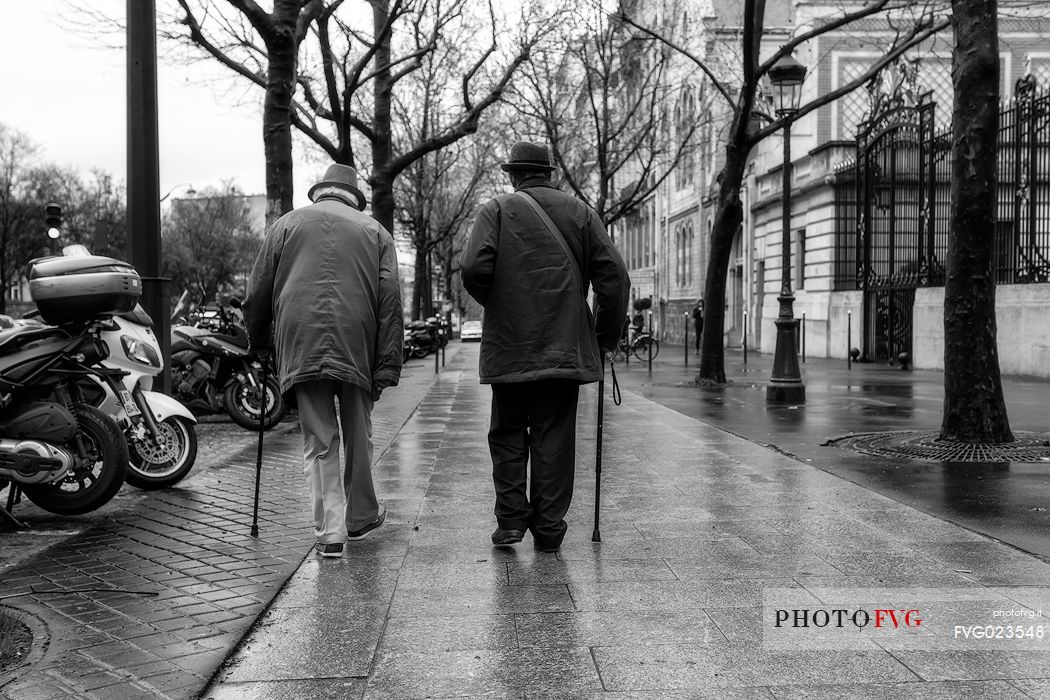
394, 119, 500, 318
0, 124, 41, 312
291, 0, 553, 234
941, 0, 1012, 442
168, 0, 554, 256
162, 183, 261, 301
518, 2, 703, 228
622, 1, 949, 382
173, 0, 325, 224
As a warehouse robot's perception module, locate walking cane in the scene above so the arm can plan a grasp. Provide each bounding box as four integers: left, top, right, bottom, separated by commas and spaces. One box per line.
250, 352, 268, 537
592, 355, 606, 543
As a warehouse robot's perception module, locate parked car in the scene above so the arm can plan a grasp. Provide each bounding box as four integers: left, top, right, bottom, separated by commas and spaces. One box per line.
460, 320, 482, 342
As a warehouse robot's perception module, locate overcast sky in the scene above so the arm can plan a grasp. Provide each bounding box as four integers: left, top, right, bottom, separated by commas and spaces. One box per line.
1, 0, 317, 207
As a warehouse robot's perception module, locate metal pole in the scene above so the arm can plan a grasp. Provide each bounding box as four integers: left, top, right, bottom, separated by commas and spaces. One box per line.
743, 310, 748, 365
801, 312, 806, 363
848, 309, 853, 370
624, 315, 630, 365
647, 309, 653, 374
434, 342, 439, 374
766, 117, 805, 403
592, 356, 605, 543
683, 312, 689, 367
127, 0, 169, 393
250, 356, 268, 537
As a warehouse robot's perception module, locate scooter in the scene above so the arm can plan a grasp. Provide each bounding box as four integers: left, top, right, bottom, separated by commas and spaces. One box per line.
170, 299, 285, 431
0, 316, 128, 516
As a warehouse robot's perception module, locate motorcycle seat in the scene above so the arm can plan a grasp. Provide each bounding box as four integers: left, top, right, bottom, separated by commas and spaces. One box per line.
0, 325, 67, 356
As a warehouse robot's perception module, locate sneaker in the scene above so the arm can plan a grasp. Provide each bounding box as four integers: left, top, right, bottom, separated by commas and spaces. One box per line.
347, 505, 386, 541
491, 528, 525, 546
315, 542, 344, 558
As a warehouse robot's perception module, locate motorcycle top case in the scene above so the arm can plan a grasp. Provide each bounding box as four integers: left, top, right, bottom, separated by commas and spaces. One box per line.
28, 255, 141, 324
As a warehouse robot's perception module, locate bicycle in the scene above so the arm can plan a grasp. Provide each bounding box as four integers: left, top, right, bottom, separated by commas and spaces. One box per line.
611, 329, 660, 362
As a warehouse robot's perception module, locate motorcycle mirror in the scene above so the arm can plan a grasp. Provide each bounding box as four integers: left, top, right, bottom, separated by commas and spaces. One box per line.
228, 297, 242, 309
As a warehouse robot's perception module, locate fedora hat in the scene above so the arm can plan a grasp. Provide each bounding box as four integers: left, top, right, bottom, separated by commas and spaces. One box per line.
500, 141, 556, 172
308, 163, 367, 209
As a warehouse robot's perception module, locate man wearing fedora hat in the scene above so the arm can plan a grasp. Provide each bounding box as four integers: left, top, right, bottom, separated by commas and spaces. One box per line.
244, 163, 403, 559
461, 140, 629, 553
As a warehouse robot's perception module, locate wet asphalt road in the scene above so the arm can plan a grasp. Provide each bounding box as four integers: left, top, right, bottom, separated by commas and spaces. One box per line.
610, 345, 1050, 561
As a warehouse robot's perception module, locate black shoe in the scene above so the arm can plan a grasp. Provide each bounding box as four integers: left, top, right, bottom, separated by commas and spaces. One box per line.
315, 542, 344, 558
491, 528, 525, 546
533, 537, 561, 553
348, 505, 386, 541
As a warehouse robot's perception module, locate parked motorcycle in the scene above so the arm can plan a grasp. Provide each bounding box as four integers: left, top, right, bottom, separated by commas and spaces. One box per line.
0, 320, 128, 515
35, 246, 199, 490
403, 321, 432, 360
92, 307, 198, 489
170, 298, 285, 431
403, 317, 446, 360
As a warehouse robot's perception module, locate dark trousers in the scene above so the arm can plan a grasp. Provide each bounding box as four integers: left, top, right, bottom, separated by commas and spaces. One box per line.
488, 380, 580, 545
694, 324, 703, 350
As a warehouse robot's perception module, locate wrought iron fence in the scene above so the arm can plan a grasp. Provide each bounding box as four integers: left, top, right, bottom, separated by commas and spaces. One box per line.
834, 79, 1050, 289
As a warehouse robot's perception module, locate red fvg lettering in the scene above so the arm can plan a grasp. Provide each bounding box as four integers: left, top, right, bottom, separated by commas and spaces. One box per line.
873, 609, 922, 628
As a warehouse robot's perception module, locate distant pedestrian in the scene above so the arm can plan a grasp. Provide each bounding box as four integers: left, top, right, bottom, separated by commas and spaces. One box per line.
461, 140, 630, 553
691, 298, 704, 353
244, 163, 403, 559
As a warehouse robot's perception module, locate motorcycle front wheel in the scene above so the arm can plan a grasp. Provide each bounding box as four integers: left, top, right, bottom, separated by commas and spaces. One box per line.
224, 374, 286, 431
126, 416, 198, 490
411, 345, 429, 359
22, 405, 128, 515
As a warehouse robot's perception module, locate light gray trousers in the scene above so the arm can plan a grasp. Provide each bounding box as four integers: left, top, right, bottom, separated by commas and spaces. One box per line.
294, 379, 378, 544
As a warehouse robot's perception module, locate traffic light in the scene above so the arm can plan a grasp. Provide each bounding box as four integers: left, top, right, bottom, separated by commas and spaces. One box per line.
45, 203, 62, 239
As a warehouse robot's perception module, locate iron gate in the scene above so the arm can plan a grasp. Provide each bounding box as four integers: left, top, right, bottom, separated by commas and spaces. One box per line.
854, 73, 939, 363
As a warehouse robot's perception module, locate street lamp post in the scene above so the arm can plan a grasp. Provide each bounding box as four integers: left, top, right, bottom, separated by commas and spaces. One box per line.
766, 52, 807, 404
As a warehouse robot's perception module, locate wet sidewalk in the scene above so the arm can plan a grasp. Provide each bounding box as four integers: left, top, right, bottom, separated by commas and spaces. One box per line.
0, 348, 456, 700
203, 344, 1050, 699
606, 344, 1050, 560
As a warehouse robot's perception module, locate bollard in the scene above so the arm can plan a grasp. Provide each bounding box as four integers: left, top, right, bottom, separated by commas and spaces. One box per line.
441, 340, 446, 368
434, 344, 439, 374
684, 312, 689, 367
847, 310, 852, 371
743, 310, 748, 365
647, 310, 653, 374
801, 312, 806, 364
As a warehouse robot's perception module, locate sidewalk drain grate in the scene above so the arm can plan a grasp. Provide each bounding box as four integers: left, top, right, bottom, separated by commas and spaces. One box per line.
825, 430, 1050, 463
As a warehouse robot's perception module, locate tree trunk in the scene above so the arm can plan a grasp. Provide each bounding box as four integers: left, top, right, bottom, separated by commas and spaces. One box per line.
370, 0, 396, 234
261, 0, 300, 226
697, 143, 749, 383
941, 0, 1012, 442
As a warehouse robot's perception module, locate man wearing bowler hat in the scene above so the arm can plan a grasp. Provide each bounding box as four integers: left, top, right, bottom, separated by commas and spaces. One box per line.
244, 163, 403, 559
461, 141, 629, 552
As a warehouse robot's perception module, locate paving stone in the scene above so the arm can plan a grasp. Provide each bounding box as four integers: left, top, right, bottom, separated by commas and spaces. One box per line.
592, 644, 918, 690
767, 680, 1031, 699
202, 679, 368, 700
891, 650, 1050, 681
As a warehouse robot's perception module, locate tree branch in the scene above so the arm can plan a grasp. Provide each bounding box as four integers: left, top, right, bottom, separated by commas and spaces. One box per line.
615, 11, 734, 107
749, 16, 950, 144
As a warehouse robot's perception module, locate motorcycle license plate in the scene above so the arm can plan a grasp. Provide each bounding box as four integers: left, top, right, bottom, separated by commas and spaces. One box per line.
121, 390, 142, 417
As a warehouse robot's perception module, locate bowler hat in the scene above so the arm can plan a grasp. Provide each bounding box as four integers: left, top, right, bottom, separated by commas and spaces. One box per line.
500, 141, 556, 172
308, 163, 367, 210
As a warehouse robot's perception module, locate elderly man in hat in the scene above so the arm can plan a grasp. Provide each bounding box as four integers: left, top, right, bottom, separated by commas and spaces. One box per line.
244, 163, 403, 558
461, 141, 630, 553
